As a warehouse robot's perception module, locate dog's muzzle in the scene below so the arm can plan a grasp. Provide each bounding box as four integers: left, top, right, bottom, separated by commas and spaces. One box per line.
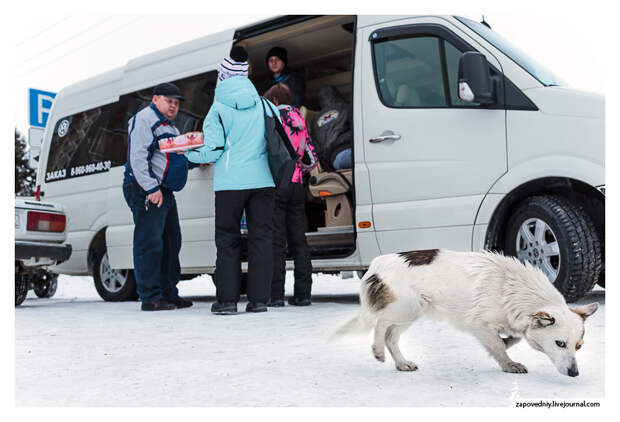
567, 365, 579, 377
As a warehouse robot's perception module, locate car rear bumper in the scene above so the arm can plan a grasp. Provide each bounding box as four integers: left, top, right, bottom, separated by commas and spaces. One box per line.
15, 241, 72, 263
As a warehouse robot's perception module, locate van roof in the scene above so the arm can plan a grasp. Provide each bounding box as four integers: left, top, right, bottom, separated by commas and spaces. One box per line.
52, 15, 445, 119
52, 15, 318, 117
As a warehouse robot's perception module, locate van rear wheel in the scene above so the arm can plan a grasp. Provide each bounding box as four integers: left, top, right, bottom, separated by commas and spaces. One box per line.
92, 244, 138, 301
504, 195, 601, 303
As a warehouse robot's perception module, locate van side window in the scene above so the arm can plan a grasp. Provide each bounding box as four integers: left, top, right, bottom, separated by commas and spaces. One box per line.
373, 36, 447, 108
170, 71, 218, 133
45, 70, 218, 183
46, 103, 126, 182
372, 34, 482, 109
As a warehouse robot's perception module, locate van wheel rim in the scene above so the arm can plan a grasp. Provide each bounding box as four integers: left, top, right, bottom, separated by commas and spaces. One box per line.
100, 253, 127, 293
515, 218, 560, 282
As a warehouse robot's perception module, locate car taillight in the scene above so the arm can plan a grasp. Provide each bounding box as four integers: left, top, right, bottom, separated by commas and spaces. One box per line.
34, 185, 41, 201
26, 211, 66, 232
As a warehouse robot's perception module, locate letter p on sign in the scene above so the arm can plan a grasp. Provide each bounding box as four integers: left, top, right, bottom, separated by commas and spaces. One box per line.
29, 88, 56, 128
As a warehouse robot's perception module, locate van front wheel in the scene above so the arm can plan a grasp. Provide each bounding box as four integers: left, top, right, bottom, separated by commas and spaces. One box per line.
92, 244, 138, 301
504, 195, 601, 303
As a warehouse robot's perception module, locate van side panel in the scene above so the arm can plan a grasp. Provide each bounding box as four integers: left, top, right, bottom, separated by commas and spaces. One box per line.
501, 96, 604, 192
107, 164, 219, 270
120, 29, 235, 95
42, 172, 111, 274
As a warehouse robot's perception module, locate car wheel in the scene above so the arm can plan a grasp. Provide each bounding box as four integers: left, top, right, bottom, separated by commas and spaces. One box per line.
33, 271, 58, 298
505, 195, 601, 303
15, 271, 29, 306
92, 243, 138, 301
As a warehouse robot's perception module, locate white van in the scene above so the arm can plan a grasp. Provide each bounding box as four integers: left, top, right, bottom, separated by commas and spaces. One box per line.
35, 15, 604, 303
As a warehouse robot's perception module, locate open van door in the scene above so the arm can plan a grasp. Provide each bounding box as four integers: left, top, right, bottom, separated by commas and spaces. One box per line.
359, 16, 507, 253
106, 28, 235, 272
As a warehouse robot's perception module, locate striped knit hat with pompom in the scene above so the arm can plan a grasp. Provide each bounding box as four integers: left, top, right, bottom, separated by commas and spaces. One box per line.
218, 45, 249, 82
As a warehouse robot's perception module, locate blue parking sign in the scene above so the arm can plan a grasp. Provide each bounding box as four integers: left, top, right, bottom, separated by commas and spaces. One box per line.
29, 88, 56, 128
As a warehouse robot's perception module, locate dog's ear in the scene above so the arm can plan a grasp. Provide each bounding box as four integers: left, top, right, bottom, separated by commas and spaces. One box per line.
571, 302, 599, 320
530, 311, 556, 328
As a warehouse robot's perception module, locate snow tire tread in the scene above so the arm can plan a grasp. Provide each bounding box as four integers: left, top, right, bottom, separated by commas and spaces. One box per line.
505, 195, 601, 303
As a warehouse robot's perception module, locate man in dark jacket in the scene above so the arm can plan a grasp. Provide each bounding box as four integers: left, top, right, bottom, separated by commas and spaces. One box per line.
311, 85, 353, 171
265, 46, 306, 108
123, 82, 193, 311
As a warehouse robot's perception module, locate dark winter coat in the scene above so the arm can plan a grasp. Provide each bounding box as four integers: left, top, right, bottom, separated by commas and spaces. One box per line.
124, 103, 189, 193
311, 86, 353, 171
267, 67, 306, 108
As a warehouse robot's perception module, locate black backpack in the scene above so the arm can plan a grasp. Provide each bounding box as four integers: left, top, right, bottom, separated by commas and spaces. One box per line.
260, 97, 298, 192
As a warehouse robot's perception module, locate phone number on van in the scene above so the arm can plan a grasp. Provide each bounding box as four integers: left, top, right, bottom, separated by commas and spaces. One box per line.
46, 161, 112, 182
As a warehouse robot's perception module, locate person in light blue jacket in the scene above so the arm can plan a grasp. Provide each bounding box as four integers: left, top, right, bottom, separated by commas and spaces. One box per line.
187, 45, 278, 315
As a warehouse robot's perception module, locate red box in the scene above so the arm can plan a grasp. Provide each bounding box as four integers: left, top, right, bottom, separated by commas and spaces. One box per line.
159, 132, 204, 152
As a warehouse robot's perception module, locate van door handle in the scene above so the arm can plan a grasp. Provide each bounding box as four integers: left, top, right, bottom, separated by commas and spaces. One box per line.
369, 130, 401, 143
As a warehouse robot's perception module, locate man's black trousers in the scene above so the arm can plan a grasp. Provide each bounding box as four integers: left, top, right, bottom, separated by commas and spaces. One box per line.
271, 182, 313, 301
214, 187, 275, 304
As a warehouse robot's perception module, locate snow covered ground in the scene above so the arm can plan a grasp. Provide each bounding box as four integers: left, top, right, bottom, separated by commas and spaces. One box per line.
15, 273, 605, 406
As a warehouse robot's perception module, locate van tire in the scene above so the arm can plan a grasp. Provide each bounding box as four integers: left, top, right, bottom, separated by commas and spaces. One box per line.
33, 271, 58, 298
92, 243, 138, 302
504, 195, 601, 303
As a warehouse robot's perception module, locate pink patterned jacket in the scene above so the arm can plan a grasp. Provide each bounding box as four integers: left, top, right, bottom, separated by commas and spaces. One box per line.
277, 105, 319, 183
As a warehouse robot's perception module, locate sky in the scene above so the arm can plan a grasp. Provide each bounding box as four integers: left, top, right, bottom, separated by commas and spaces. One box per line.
12, 8, 607, 135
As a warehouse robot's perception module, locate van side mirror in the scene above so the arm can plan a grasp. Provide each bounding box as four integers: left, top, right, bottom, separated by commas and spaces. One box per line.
458, 52, 494, 104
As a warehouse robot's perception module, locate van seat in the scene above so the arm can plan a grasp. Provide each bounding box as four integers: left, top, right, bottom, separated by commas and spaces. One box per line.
394, 84, 421, 107
308, 169, 351, 196
308, 168, 352, 227
300, 106, 320, 138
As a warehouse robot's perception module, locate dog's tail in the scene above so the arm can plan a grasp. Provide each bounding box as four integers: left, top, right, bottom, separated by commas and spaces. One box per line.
330, 261, 390, 342
330, 311, 374, 341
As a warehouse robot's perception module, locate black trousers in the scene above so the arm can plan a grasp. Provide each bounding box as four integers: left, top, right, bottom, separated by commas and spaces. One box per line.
271, 183, 313, 300
215, 187, 275, 303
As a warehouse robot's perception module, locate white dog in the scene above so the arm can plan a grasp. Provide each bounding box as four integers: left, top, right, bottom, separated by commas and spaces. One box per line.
333, 249, 598, 377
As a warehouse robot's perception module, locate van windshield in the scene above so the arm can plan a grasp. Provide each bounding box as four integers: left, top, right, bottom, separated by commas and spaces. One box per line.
455, 16, 565, 87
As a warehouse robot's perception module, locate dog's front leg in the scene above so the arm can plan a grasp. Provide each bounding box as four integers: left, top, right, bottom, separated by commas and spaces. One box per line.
474, 330, 528, 374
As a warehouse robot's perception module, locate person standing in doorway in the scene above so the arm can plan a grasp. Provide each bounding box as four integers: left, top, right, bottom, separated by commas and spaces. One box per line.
263, 83, 318, 306
265, 46, 306, 108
